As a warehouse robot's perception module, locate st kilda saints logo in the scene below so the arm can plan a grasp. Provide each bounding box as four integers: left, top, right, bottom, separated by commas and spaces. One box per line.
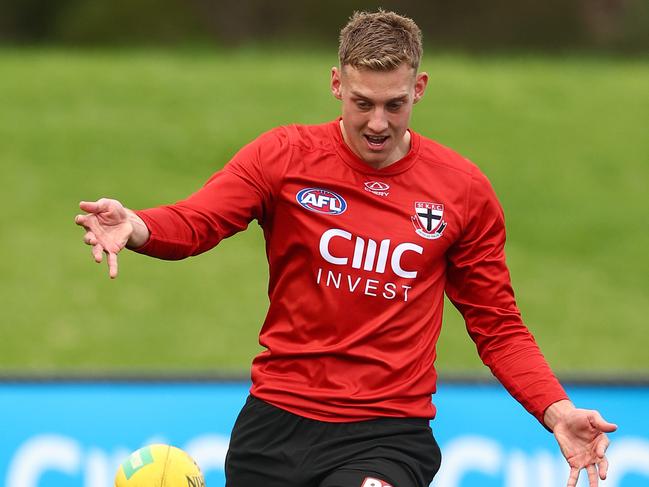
411, 201, 447, 240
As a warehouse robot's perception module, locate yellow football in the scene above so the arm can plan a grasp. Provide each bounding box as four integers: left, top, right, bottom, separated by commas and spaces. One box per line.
114, 444, 205, 487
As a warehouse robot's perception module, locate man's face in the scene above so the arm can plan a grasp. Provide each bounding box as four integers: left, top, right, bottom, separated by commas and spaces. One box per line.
331, 63, 428, 169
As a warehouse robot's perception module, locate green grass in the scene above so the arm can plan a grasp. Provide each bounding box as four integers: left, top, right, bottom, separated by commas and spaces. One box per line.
0, 48, 647, 375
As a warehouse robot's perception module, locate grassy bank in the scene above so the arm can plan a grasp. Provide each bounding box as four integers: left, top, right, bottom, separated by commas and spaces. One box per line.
0, 48, 647, 374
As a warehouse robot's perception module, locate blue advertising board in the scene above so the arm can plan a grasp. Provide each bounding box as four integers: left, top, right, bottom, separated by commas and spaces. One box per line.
1, 380, 647, 487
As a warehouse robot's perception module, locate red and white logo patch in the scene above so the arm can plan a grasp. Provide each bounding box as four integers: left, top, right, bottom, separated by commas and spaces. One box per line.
411, 201, 447, 240
361, 477, 393, 487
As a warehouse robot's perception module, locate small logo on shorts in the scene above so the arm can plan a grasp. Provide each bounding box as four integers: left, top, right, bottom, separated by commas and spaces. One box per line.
361, 477, 393, 487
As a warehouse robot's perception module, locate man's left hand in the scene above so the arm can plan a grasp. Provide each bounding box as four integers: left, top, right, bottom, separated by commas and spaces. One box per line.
545, 400, 617, 487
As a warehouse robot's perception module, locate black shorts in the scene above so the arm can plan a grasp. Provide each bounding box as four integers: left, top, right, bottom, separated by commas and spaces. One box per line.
225, 395, 441, 487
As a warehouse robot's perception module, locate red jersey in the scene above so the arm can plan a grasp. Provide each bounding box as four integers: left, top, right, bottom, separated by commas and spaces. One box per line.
135, 120, 567, 424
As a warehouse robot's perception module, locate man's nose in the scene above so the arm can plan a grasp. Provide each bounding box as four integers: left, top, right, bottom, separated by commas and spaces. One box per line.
367, 108, 388, 133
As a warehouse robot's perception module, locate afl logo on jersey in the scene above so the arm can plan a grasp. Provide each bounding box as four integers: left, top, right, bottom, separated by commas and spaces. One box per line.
296, 188, 347, 215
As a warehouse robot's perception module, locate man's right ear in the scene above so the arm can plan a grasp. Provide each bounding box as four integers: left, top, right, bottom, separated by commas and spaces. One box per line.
331, 67, 343, 100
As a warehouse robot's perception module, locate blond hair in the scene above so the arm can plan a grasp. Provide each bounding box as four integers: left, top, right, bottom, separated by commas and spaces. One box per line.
338, 10, 423, 71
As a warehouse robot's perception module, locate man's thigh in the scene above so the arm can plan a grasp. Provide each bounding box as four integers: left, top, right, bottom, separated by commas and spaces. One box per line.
226, 396, 441, 487
317, 419, 442, 487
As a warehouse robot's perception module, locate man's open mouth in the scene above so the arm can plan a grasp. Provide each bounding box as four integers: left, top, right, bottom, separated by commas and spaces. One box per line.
364, 134, 389, 149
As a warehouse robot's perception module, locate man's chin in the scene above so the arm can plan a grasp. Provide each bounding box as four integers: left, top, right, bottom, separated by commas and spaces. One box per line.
348, 140, 394, 167
359, 151, 390, 168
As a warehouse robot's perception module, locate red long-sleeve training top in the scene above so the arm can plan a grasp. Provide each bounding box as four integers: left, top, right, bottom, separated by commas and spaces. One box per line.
134, 120, 568, 424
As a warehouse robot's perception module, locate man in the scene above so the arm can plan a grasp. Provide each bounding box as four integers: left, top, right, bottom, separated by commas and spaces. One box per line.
75, 10, 616, 487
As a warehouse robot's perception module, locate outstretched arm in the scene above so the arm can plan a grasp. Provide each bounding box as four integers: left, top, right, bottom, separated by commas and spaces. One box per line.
544, 400, 617, 487
74, 198, 150, 278
443, 169, 618, 486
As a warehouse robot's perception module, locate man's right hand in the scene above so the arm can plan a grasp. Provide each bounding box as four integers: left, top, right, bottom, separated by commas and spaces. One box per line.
75, 198, 145, 279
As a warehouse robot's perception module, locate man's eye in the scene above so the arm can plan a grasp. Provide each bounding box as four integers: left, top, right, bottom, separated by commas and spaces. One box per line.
387, 102, 403, 111
356, 101, 371, 110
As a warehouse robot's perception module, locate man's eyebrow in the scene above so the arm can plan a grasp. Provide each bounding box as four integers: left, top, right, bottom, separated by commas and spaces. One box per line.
350, 90, 370, 100
350, 91, 409, 103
